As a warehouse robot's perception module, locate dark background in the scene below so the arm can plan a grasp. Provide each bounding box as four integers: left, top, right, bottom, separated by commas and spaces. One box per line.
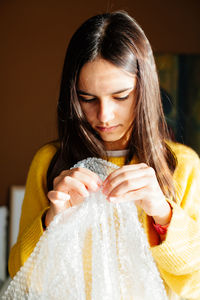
1, 0, 200, 206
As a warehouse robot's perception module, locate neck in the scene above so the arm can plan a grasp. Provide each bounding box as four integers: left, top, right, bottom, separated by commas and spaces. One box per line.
104, 135, 130, 151
103, 126, 132, 151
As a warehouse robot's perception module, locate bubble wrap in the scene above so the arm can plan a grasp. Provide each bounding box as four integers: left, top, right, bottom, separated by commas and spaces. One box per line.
2, 158, 168, 300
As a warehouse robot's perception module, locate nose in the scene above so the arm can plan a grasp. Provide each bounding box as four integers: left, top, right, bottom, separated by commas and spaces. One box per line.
97, 99, 115, 123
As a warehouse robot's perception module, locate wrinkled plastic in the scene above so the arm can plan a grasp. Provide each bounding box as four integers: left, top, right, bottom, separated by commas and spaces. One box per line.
3, 158, 167, 300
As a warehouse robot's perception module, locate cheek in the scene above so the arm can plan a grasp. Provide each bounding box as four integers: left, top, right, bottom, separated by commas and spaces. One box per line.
120, 102, 135, 123
119, 93, 135, 122
80, 103, 95, 122
128, 106, 135, 121
127, 97, 136, 120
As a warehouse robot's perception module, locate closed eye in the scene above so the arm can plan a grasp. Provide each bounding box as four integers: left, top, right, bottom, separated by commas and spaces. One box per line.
78, 94, 130, 102
78, 96, 97, 103
114, 95, 129, 101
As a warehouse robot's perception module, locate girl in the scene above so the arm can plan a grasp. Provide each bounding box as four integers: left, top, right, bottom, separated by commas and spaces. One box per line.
9, 11, 200, 300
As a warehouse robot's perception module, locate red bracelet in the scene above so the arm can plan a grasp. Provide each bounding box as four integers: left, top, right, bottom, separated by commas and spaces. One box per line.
153, 222, 169, 235
153, 201, 172, 235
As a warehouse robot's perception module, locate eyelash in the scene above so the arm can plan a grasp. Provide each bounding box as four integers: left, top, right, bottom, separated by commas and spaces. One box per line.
115, 95, 129, 101
79, 95, 129, 103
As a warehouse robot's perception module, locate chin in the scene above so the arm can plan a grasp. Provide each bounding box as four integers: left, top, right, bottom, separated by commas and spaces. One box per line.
101, 136, 125, 144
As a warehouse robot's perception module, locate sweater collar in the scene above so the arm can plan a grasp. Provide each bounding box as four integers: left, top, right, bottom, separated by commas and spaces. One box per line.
106, 149, 129, 157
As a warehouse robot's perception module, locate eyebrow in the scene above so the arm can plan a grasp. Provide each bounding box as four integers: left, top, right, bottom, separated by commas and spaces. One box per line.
77, 87, 133, 97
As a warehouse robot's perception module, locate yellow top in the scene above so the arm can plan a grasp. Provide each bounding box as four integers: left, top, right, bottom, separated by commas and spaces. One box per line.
8, 141, 200, 299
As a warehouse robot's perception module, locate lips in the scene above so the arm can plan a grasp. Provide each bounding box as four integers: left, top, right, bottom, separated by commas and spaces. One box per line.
96, 125, 119, 132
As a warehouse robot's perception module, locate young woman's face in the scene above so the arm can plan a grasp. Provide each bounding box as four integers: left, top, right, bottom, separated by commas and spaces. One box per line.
78, 58, 137, 150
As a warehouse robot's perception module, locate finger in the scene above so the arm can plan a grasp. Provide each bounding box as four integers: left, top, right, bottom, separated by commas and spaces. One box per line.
103, 168, 152, 197
59, 168, 102, 191
102, 164, 148, 191
61, 167, 102, 185
55, 176, 90, 198
107, 176, 151, 197
47, 191, 72, 213
47, 190, 71, 202
68, 170, 101, 192
109, 188, 148, 203
104, 163, 148, 184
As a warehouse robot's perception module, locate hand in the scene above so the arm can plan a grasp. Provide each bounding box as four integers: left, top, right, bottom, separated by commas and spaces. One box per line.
45, 167, 102, 226
102, 163, 172, 225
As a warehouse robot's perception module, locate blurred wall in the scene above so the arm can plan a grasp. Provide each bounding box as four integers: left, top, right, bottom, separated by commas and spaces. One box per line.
1, 0, 200, 206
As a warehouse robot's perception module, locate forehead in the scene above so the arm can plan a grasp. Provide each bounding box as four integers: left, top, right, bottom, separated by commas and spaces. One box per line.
78, 58, 136, 95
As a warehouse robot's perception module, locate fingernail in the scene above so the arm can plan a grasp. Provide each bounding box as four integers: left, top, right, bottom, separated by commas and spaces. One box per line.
97, 179, 103, 186
109, 197, 117, 202
91, 182, 99, 191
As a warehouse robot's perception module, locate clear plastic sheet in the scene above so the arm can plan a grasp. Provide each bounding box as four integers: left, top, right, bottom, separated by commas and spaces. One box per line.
3, 158, 168, 300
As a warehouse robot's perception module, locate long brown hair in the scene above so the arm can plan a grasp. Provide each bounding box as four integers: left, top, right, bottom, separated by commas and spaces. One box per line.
47, 11, 176, 199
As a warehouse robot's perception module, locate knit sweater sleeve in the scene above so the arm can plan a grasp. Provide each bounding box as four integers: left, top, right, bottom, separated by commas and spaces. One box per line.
8, 143, 58, 278
150, 143, 200, 299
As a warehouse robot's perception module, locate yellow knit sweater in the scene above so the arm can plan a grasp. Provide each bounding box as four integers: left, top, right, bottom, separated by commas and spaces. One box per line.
8, 141, 200, 300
